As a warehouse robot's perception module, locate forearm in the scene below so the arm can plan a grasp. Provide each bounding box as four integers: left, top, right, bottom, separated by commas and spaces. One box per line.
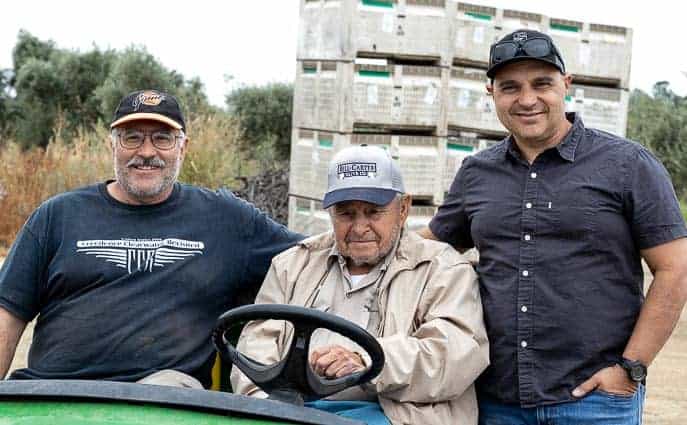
0, 308, 27, 379
623, 270, 687, 366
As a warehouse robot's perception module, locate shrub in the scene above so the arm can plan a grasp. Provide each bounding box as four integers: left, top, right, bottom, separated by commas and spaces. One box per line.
225, 83, 293, 161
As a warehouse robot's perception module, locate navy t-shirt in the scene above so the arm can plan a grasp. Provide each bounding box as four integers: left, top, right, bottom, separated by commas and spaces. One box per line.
0, 182, 303, 387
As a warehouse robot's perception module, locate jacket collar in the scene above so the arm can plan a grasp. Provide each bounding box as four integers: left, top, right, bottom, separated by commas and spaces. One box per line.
298, 227, 434, 272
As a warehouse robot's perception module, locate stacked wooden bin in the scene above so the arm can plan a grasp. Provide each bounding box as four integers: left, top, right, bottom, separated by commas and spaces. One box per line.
289, 0, 633, 235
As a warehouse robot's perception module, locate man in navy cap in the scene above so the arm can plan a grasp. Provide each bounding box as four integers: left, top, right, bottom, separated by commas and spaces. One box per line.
0, 89, 302, 388
421, 29, 687, 423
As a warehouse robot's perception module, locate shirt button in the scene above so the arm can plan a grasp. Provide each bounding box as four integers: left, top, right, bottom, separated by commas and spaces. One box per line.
522, 270, 529, 277
521, 305, 528, 313
525, 202, 532, 209
531, 172, 538, 179
524, 234, 531, 241
521, 340, 528, 348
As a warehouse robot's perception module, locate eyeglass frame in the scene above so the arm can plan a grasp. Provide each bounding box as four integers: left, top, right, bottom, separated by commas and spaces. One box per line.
112, 128, 186, 151
488, 37, 565, 73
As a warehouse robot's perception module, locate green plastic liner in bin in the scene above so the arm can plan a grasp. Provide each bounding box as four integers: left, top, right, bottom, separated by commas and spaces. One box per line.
550, 23, 579, 32
447, 143, 474, 152
464, 12, 492, 21
361, 0, 394, 8
358, 70, 391, 78
318, 138, 333, 148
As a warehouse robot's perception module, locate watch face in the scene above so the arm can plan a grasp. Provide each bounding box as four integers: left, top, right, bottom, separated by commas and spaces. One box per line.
630, 365, 646, 381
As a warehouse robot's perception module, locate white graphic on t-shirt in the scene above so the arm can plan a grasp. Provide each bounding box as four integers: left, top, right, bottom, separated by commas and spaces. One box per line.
76, 238, 204, 274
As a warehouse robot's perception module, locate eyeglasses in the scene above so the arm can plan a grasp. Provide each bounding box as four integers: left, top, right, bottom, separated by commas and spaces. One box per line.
115, 129, 184, 150
489, 37, 564, 69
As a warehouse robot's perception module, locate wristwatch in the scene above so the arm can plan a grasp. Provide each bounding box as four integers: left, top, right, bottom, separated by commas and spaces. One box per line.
618, 358, 647, 383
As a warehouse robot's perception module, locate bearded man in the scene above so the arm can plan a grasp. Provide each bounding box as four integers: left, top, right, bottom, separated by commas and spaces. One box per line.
0, 89, 302, 388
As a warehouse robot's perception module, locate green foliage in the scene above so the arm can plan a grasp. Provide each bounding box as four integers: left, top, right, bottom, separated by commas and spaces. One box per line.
681, 200, 687, 222
177, 77, 218, 119
13, 58, 62, 147
12, 30, 55, 72
0, 69, 17, 142
14, 58, 62, 101
56, 49, 117, 132
627, 82, 687, 200
225, 83, 293, 161
12, 47, 117, 147
2, 31, 214, 149
95, 46, 184, 121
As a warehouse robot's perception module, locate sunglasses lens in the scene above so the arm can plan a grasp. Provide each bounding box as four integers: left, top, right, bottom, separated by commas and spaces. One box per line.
492, 43, 518, 63
522, 39, 551, 58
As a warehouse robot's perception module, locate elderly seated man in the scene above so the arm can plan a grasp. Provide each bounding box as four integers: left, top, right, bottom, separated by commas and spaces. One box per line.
231, 145, 489, 425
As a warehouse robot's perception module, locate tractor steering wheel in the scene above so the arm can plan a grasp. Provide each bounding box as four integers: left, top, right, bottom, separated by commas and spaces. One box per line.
212, 304, 385, 405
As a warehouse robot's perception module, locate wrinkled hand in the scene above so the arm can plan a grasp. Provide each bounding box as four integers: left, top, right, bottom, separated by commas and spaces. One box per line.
572, 365, 638, 398
309, 345, 366, 379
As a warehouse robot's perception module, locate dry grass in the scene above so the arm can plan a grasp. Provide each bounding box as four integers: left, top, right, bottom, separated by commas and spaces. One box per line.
644, 308, 687, 424
0, 129, 111, 249
642, 267, 687, 425
179, 114, 246, 190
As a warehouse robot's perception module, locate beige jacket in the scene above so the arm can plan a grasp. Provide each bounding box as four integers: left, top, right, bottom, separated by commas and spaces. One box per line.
231, 230, 489, 425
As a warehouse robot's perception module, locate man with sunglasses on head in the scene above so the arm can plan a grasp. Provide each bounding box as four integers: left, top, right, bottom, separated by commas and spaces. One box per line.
420, 29, 687, 424
0, 90, 302, 388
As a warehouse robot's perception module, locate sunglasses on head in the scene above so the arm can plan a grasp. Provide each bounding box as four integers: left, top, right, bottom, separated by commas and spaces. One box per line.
489, 37, 564, 69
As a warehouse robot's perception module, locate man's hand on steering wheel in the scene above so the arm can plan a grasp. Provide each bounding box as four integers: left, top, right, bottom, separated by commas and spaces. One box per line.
310, 345, 367, 379
214, 304, 385, 403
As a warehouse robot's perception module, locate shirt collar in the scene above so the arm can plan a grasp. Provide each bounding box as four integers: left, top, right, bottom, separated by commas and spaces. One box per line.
556, 113, 584, 162
504, 112, 584, 163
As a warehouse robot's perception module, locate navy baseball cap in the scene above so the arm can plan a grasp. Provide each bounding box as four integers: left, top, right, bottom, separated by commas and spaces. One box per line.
487, 29, 566, 79
110, 89, 186, 131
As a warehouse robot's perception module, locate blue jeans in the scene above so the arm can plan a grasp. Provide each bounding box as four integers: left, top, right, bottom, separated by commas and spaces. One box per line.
305, 400, 391, 425
479, 385, 645, 425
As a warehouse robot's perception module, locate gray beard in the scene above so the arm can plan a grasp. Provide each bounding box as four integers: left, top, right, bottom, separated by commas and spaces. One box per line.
114, 152, 182, 203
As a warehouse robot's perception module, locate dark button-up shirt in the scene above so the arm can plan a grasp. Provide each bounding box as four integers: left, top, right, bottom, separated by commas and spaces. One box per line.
430, 114, 687, 407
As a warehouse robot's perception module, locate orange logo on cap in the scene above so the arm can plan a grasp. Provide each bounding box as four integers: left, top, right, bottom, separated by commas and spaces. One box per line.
132, 91, 165, 111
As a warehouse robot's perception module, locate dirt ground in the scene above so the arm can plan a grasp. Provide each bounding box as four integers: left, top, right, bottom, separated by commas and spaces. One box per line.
1, 258, 685, 422
643, 300, 687, 424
